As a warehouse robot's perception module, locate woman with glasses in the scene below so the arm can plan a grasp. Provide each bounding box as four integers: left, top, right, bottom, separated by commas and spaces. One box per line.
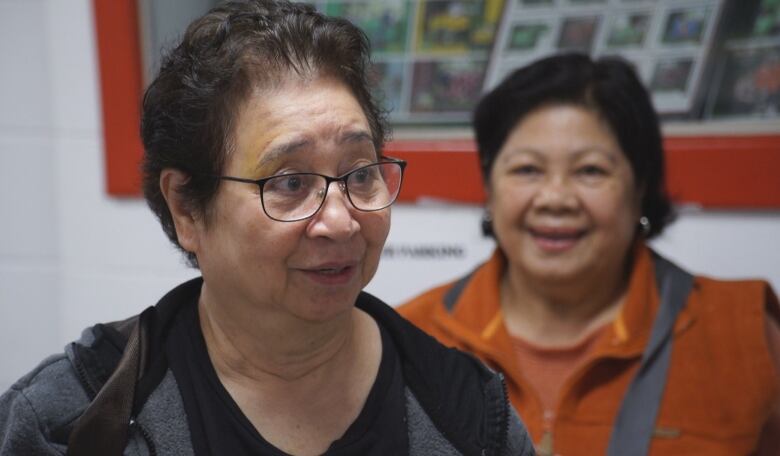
0, 2, 533, 455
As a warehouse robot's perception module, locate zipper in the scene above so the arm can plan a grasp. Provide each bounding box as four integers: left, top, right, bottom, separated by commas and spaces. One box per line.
486, 373, 511, 456
69, 343, 99, 398
499, 373, 510, 453
130, 418, 158, 456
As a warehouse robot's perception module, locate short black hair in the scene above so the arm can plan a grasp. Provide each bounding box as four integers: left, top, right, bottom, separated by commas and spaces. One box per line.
474, 52, 673, 238
141, 0, 387, 266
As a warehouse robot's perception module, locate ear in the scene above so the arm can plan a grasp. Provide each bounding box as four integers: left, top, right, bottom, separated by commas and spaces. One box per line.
483, 181, 495, 213
634, 181, 647, 216
160, 169, 202, 254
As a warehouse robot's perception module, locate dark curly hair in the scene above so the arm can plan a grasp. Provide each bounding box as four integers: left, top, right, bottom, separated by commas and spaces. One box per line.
141, 0, 387, 267
474, 53, 674, 239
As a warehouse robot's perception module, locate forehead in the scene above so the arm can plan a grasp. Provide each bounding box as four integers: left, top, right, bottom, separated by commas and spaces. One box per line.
501, 104, 623, 159
229, 77, 373, 172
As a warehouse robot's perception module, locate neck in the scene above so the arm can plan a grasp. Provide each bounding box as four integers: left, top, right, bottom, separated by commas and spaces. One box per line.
501, 260, 631, 347
198, 285, 359, 384
197, 285, 382, 455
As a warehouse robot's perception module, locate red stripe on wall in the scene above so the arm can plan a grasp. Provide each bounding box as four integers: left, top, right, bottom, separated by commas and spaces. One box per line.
664, 136, 780, 209
93, 0, 780, 208
93, 0, 144, 196
386, 137, 780, 208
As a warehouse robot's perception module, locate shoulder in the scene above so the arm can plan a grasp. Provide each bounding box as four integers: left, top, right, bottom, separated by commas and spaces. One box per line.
1, 352, 90, 452
686, 275, 778, 335
692, 275, 776, 308
398, 282, 451, 315
405, 381, 535, 456
359, 293, 533, 454
397, 281, 454, 332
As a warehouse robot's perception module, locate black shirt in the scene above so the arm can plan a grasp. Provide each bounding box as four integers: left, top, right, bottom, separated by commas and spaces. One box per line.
166, 300, 409, 455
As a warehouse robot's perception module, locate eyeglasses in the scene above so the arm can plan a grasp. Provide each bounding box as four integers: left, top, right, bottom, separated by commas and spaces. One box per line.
213, 158, 406, 222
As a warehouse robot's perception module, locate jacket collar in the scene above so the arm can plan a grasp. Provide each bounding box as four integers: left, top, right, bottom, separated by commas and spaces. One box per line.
355, 291, 510, 456
75, 278, 510, 456
432, 243, 696, 361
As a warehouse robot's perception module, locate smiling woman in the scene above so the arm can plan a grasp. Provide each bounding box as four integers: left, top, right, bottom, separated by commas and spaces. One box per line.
0, 1, 533, 455
400, 53, 780, 456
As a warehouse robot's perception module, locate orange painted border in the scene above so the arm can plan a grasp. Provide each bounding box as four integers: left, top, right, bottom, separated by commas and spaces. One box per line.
93, 0, 144, 196
93, 0, 780, 208
386, 136, 780, 208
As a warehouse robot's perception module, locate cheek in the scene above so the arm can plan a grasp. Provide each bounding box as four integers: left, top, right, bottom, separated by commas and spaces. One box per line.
230, 205, 303, 264
490, 181, 534, 222
365, 210, 391, 248
584, 185, 640, 237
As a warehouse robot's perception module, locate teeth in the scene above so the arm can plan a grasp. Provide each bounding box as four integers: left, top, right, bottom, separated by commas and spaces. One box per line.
318, 268, 342, 274
533, 231, 581, 240
543, 234, 576, 240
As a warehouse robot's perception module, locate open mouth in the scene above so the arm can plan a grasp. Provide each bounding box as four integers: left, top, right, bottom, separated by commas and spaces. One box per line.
301, 263, 357, 285
314, 266, 350, 275
529, 228, 586, 252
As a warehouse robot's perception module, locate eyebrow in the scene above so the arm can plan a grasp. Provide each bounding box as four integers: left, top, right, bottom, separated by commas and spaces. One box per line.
341, 130, 373, 146
254, 129, 374, 173
570, 147, 619, 164
502, 146, 619, 163
256, 138, 311, 172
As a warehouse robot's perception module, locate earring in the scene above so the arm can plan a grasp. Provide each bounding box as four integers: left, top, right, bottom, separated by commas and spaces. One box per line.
481, 210, 494, 236
639, 216, 651, 236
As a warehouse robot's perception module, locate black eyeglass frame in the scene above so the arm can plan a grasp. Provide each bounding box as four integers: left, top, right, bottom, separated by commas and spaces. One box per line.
209, 157, 407, 222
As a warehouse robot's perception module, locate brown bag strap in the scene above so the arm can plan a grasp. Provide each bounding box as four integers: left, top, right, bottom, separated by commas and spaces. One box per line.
67, 316, 144, 456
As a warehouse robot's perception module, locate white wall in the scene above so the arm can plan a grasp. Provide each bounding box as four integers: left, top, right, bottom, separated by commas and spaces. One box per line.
1, 0, 779, 392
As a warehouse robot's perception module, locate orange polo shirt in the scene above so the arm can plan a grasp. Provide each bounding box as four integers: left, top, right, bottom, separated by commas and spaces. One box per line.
399, 244, 780, 455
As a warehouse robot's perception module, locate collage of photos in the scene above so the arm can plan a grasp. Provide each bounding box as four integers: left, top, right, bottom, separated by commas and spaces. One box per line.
487, 0, 724, 114
310, 0, 778, 123
707, 0, 780, 118
605, 12, 651, 48
709, 44, 780, 118
323, 1, 412, 53
314, 0, 505, 123
410, 60, 488, 113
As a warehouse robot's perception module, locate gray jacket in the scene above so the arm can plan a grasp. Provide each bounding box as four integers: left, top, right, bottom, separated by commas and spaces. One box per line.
0, 279, 535, 455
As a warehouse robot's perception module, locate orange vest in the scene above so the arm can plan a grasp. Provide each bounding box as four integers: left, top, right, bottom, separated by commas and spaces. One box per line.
399, 244, 779, 455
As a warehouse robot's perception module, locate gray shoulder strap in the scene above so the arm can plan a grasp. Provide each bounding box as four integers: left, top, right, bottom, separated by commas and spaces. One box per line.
442, 270, 476, 312
67, 312, 149, 456
607, 253, 694, 456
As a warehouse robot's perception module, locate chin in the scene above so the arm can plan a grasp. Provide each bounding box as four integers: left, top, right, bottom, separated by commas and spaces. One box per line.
296, 289, 361, 323
523, 257, 590, 283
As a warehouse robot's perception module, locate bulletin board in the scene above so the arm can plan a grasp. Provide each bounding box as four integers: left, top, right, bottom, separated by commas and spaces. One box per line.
93, 0, 780, 209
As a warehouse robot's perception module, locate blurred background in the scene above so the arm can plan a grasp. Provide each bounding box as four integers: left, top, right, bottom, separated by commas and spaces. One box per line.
1, 0, 778, 391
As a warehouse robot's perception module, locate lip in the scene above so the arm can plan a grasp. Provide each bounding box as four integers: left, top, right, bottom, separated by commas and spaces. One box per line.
528, 226, 587, 253
298, 261, 359, 286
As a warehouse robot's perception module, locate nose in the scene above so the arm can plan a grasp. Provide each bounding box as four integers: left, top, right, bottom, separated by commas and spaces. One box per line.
307, 181, 360, 241
532, 175, 578, 212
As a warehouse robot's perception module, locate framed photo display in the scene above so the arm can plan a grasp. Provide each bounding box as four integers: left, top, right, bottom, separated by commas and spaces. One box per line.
315, 0, 727, 122
99, 0, 780, 209
486, 0, 725, 115
139, 0, 730, 122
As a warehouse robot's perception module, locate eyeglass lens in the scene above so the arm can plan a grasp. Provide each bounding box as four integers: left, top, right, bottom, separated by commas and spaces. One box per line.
262, 162, 403, 222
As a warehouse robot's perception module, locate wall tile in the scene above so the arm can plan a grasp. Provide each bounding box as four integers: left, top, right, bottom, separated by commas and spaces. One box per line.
0, 264, 59, 392
46, 0, 100, 136
0, 137, 58, 259
0, 0, 52, 132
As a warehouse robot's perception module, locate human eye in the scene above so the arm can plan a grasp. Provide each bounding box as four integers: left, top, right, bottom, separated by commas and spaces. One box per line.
351, 165, 375, 184
265, 173, 312, 195
348, 163, 382, 190
577, 164, 608, 176
510, 164, 542, 177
